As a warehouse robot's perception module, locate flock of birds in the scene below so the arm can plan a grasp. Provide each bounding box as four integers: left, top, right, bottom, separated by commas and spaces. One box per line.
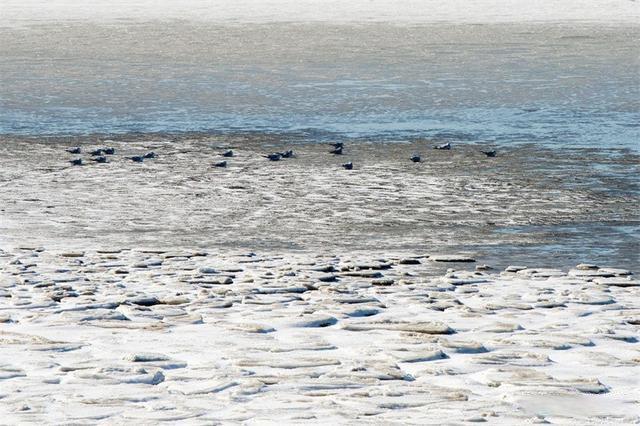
67, 141, 497, 169
66, 146, 156, 166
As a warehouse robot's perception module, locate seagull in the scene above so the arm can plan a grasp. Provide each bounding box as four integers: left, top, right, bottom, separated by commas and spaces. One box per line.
329, 146, 343, 155
91, 156, 108, 163
481, 150, 497, 157
221, 150, 234, 157
90, 148, 104, 156
433, 142, 451, 150
130, 156, 144, 163
143, 152, 156, 159
213, 160, 227, 168
264, 153, 282, 161
69, 158, 82, 166
342, 162, 353, 170
103, 147, 115, 155
67, 147, 81, 154
410, 154, 421, 162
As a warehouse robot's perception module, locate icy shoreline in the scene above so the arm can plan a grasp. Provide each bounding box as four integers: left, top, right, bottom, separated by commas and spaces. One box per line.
0, 247, 638, 423
0, 131, 637, 423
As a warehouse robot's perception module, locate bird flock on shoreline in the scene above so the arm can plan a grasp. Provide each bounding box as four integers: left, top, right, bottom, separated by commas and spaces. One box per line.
66, 141, 497, 169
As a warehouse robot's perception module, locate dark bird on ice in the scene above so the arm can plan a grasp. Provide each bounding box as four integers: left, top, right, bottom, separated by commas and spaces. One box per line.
264, 153, 282, 161
277, 150, 294, 158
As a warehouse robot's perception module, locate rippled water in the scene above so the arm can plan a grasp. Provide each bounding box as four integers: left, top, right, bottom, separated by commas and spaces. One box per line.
1, 23, 638, 150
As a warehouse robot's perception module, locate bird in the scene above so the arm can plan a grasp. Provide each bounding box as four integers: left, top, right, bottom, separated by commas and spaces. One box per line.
329, 146, 343, 155
221, 150, 234, 157
91, 156, 108, 163
143, 152, 156, 159
410, 154, 421, 162
264, 153, 282, 161
103, 147, 115, 155
67, 147, 81, 154
342, 162, 353, 170
278, 150, 294, 158
433, 142, 451, 150
69, 158, 82, 166
90, 148, 104, 156
213, 160, 227, 168
481, 150, 497, 157
130, 156, 144, 163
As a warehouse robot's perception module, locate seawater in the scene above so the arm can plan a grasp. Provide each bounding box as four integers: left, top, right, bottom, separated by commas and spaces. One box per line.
1, 23, 638, 150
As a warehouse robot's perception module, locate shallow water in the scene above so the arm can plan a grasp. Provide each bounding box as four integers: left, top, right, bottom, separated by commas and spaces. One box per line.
1, 23, 638, 150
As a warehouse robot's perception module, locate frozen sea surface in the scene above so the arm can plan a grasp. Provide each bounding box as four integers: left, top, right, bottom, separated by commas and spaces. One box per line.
1, 135, 637, 270
0, 4, 639, 423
